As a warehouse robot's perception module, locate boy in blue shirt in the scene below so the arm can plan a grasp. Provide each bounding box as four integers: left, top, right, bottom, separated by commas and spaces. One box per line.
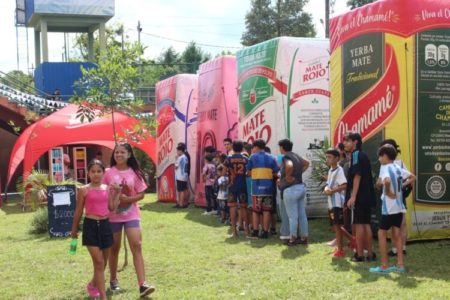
370, 145, 415, 274
247, 139, 279, 239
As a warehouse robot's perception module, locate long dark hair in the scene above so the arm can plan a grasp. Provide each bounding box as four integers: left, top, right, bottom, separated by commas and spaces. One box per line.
111, 143, 144, 180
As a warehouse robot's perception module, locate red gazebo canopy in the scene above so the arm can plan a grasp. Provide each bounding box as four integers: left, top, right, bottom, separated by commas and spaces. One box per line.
6, 104, 156, 188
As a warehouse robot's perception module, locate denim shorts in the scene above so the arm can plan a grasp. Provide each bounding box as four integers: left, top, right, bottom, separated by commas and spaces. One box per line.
109, 220, 141, 233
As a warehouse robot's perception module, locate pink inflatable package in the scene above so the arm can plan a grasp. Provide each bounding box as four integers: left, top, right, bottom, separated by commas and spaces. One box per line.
195, 56, 238, 206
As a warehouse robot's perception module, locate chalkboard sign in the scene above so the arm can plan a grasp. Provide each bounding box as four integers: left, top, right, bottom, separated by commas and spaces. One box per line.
47, 185, 76, 238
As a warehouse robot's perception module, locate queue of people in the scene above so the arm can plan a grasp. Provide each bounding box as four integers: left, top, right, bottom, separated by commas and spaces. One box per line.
191, 133, 416, 275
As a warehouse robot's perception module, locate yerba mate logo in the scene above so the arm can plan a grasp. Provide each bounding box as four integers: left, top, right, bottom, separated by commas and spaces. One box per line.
333, 44, 400, 145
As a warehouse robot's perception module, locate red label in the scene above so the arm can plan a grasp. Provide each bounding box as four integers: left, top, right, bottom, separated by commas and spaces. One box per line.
333, 44, 400, 146
238, 66, 288, 95
330, 0, 450, 52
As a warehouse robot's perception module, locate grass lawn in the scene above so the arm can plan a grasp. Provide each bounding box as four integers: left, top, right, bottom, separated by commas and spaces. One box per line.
1, 194, 450, 300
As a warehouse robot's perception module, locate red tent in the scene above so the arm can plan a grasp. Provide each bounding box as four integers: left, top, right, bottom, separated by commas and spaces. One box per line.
6, 104, 156, 188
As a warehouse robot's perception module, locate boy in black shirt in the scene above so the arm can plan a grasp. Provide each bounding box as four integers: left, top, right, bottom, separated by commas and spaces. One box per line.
344, 132, 376, 262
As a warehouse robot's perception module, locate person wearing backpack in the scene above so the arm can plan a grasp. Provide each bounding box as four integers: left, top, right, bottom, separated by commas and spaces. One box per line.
378, 139, 414, 257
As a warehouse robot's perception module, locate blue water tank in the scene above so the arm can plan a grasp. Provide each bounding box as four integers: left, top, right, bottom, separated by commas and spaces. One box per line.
34, 62, 97, 101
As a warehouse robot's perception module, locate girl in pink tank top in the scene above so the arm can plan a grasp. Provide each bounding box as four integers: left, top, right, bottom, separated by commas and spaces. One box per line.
71, 159, 121, 300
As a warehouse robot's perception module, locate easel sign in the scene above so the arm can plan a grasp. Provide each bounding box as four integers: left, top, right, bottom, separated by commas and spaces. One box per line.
47, 185, 76, 238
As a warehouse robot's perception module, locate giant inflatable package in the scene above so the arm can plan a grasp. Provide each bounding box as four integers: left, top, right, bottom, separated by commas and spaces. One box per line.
237, 37, 330, 216
156, 74, 198, 202
195, 56, 239, 206
330, 0, 450, 240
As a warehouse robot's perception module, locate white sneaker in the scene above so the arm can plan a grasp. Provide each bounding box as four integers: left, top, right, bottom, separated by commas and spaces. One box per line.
202, 211, 210, 215
210, 210, 218, 215
279, 235, 290, 240
326, 238, 337, 247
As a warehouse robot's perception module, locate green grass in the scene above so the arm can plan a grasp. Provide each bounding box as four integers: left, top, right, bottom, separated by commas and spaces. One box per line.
1, 194, 450, 299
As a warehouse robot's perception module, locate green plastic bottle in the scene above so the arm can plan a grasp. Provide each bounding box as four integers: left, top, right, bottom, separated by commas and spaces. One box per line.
69, 238, 78, 255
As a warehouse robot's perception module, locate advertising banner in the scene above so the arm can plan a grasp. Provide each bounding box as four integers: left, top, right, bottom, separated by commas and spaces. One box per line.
196, 56, 238, 206
237, 37, 330, 216
156, 75, 198, 203
330, 0, 450, 240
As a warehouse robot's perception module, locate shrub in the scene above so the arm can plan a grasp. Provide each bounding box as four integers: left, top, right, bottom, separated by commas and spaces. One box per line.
29, 208, 48, 234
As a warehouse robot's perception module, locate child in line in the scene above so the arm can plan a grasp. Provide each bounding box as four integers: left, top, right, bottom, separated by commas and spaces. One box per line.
71, 159, 121, 300
226, 140, 249, 237
324, 149, 348, 258
202, 154, 217, 215
216, 165, 229, 223
370, 145, 416, 274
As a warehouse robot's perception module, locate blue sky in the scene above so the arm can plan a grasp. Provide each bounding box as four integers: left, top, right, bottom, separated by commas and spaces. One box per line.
0, 0, 349, 74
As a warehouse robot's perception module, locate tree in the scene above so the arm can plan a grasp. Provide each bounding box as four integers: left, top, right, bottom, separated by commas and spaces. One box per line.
72, 43, 156, 141
0, 70, 34, 94
241, 0, 316, 46
347, 0, 375, 9
180, 42, 211, 74
71, 23, 125, 63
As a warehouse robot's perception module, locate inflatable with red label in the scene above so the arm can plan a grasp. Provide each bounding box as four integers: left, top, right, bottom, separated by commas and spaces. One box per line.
237, 37, 330, 216
155, 75, 198, 202
330, 0, 450, 240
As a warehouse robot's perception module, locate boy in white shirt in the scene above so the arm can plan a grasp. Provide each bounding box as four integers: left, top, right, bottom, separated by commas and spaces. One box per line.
370, 145, 416, 274
324, 149, 348, 258
216, 165, 229, 223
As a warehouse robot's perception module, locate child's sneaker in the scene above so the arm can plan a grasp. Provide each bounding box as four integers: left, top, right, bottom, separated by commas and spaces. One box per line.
366, 252, 377, 262
369, 265, 393, 274
86, 282, 100, 297
110, 280, 121, 292
259, 230, 269, 239
332, 248, 345, 258
247, 230, 259, 240
351, 254, 365, 262
326, 238, 337, 247
347, 238, 356, 251
139, 282, 156, 297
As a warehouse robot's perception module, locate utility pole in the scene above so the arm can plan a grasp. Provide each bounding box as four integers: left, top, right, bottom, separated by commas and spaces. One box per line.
137, 21, 142, 47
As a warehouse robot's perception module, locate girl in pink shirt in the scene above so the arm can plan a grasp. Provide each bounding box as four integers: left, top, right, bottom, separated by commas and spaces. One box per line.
71, 159, 121, 300
103, 143, 155, 297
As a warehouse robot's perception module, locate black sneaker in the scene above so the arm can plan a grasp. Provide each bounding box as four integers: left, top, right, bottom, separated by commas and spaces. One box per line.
270, 227, 277, 235
247, 230, 259, 240
110, 280, 121, 292
366, 252, 377, 262
139, 282, 155, 297
388, 250, 397, 257
351, 254, 365, 262
297, 237, 308, 245
259, 230, 269, 239
388, 250, 407, 257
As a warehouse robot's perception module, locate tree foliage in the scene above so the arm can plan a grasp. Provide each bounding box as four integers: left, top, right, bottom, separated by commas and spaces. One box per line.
0, 70, 34, 94
347, 0, 375, 9
72, 43, 156, 141
180, 42, 211, 74
71, 23, 124, 63
241, 0, 316, 46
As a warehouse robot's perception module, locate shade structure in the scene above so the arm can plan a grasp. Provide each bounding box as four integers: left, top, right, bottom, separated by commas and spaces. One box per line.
6, 104, 156, 188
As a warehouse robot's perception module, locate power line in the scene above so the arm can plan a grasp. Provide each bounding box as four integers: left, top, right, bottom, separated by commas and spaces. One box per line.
139, 31, 242, 49
140, 22, 244, 28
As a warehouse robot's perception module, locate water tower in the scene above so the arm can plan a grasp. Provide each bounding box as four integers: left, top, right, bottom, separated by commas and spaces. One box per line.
16, 0, 115, 100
